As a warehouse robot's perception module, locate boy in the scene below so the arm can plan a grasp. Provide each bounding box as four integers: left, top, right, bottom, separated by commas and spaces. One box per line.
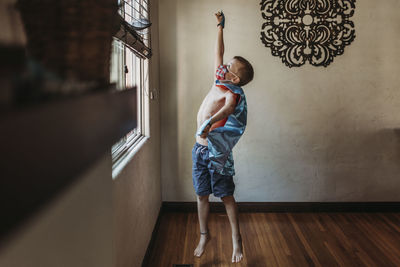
192, 11, 254, 263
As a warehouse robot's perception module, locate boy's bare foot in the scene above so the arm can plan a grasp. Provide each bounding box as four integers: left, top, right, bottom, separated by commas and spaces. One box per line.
194, 231, 211, 257
232, 234, 243, 263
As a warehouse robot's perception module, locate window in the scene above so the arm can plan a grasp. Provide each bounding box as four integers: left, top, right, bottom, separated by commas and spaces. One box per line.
111, 0, 151, 179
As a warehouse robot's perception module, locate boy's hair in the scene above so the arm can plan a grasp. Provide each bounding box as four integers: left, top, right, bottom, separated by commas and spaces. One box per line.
234, 56, 254, 87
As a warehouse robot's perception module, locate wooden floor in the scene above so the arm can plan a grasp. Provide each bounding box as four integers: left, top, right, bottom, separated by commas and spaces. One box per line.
146, 212, 400, 267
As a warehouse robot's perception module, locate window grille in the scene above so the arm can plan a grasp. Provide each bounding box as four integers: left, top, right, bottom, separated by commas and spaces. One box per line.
115, 0, 152, 59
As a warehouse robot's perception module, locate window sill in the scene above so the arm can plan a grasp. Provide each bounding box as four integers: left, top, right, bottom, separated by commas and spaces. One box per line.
112, 135, 149, 179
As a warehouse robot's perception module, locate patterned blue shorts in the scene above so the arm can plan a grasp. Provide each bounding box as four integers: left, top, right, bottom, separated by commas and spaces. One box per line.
192, 142, 235, 197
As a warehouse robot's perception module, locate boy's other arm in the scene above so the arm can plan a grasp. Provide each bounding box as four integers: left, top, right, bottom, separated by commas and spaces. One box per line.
214, 12, 224, 71
210, 91, 236, 125
200, 91, 236, 138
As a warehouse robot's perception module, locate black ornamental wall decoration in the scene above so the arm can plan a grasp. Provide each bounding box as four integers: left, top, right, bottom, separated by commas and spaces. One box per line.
260, 0, 356, 67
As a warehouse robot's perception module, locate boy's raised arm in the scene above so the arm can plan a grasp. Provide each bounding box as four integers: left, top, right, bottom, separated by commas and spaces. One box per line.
214, 11, 225, 71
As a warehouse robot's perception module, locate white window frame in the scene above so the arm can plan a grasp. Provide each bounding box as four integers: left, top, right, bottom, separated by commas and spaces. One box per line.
111, 0, 151, 179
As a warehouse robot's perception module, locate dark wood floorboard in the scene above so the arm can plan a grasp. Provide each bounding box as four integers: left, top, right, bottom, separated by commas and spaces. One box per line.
146, 212, 400, 267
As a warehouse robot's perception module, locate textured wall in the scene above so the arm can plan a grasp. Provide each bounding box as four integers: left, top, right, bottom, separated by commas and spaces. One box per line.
159, 0, 400, 202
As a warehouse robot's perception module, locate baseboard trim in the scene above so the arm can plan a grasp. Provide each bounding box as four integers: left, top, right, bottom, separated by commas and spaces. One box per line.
162, 201, 400, 213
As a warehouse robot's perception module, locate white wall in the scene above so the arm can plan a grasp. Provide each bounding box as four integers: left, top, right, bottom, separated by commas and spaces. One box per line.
159, 0, 400, 202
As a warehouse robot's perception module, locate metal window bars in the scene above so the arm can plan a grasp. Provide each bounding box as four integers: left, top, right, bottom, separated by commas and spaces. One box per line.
115, 0, 152, 59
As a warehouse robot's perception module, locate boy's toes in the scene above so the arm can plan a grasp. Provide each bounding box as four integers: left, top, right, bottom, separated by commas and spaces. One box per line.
231, 254, 243, 263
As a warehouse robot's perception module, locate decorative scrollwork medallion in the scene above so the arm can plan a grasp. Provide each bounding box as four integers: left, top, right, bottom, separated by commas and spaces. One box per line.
260, 0, 356, 67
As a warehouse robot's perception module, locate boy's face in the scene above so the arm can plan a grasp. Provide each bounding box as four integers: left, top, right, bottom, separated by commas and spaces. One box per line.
224, 58, 242, 85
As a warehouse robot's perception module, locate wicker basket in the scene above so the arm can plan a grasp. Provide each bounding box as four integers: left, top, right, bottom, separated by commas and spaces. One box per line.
16, 0, 118, 87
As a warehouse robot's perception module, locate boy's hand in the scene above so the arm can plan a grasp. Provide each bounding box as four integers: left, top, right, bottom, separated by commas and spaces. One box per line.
215, 11, 225, 28
200, 124, 211, 138
197, 118, 213, 137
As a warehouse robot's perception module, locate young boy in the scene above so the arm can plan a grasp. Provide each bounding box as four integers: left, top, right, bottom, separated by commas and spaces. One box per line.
192, 11, 254, 263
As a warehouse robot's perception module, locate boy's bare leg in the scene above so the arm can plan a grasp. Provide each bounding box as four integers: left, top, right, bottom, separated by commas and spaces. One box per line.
221, 195, 243, 263
194, 194, 211, 257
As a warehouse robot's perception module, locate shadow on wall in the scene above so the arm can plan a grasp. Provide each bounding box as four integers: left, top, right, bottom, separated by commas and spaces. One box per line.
160, 0, 180, 199
361, 128, 400, 199
382, 128, 400, 160
394, 128, 400, 143
319, 128, 400, 201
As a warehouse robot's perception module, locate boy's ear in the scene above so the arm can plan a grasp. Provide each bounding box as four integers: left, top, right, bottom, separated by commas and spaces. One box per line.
232, 76, 241, 85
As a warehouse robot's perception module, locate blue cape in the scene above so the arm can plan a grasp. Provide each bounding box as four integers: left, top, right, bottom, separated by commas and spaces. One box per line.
196, 80, 247, 175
